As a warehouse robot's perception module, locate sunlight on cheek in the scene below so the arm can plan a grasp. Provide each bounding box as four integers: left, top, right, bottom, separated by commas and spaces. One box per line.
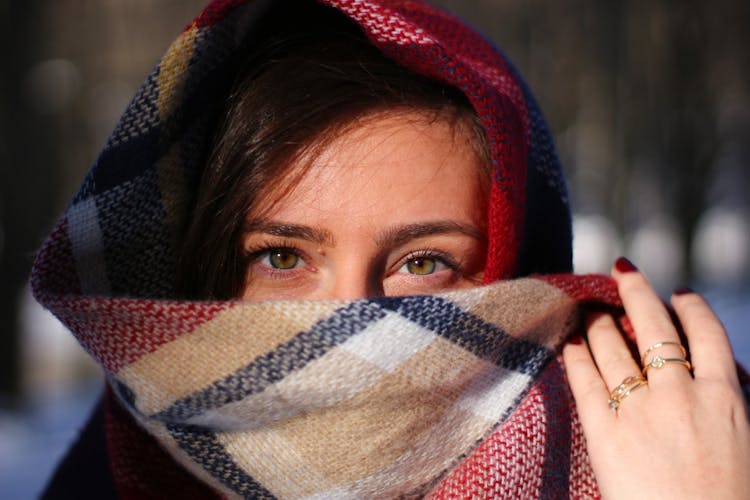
242, 264, 317, 300
242, 265, 484, 300
383, 270, 474, 296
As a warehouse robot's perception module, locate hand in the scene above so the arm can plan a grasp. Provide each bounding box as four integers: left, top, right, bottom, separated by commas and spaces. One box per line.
563, 257, 750, 499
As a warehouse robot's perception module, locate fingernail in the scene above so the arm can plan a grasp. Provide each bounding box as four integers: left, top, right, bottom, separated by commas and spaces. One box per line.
614, 256, 638, 273
568, 335, 584, 345
673, 287, 694, 296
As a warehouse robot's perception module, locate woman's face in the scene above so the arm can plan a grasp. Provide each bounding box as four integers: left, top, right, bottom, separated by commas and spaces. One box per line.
241, 110, 489, 301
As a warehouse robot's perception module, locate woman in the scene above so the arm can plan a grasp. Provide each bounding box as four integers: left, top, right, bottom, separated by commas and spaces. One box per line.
33, 0, 749, 498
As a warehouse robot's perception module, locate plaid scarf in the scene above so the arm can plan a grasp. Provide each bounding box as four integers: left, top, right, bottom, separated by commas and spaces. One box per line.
29, 0, 625, 497
52, 274, 620, 498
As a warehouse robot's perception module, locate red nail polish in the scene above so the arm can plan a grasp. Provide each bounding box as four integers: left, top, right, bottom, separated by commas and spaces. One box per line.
614, 257, 638, 273
673, 287, 694, 295
568, 335, 584, 345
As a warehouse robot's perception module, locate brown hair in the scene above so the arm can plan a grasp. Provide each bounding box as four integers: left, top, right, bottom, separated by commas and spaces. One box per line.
177, 11, 489, 300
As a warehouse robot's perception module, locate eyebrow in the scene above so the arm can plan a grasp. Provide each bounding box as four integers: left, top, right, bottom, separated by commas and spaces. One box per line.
243, 220, 335, 245
376, 221, 486, 248
243, 219, 486, 248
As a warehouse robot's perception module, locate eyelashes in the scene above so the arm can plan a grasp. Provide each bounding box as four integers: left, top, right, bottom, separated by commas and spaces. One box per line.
397, 248, 462, 276
245, 241, 309, 274
245, 240, 302, 262
244, 241, 463, 277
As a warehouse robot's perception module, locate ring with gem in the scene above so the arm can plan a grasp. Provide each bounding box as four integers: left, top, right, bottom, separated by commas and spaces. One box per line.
608, 374, 648, 410
641, 355, 692, 377
640, 341, 687, 367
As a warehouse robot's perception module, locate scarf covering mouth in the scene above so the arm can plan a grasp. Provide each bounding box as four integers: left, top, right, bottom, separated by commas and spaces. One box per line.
37, 273, 620, 498
28, 0, 618, 497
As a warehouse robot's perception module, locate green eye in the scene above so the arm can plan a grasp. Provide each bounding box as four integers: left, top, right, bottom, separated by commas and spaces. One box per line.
268, 251, 299, 269
406, 257, 436, 275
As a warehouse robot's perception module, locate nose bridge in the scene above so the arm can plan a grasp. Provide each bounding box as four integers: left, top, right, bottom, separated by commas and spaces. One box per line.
332, 268, 383, 300
324, 259, 383, 301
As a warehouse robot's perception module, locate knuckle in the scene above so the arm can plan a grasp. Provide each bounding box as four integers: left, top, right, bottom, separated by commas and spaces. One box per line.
642, 312, 675, 333
597, 351, 636, 373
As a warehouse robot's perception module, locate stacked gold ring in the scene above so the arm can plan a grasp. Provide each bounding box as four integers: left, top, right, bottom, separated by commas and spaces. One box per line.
608, 374, 648, 410
642, 355, 692, 376
641, 341, 692, 377
640, 341, 687, 366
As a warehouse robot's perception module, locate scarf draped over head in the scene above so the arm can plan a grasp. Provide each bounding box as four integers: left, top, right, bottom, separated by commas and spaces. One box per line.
31, 0, 626, 497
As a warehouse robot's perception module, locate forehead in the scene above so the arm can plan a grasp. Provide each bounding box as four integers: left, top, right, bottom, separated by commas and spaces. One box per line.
249, 108, 490, 225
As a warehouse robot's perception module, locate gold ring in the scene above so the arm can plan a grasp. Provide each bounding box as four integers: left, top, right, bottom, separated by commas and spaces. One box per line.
641, 341, 687, 366
641, 355, 692, 377
608, 374, 648, 410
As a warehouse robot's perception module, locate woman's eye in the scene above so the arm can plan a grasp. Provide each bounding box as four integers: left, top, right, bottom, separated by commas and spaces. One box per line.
405, 257, 437, 275
262, 249, 300, 270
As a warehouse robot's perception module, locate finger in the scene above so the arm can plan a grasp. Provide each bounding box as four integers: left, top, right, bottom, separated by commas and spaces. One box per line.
585, 312, 643, 393
613, 257, 692, 384
671, 289, 739, 386
562, 335, 615, 426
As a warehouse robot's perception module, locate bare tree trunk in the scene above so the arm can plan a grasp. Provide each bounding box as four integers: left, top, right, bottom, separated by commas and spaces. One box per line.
0, 0, 62, 401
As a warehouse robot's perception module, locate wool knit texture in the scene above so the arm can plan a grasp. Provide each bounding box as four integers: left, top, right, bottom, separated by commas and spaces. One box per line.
29, 0, 656, 498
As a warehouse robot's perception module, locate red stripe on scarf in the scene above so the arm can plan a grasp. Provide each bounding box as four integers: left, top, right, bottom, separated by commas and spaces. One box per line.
47, 296, 232, 373
428, 357, 600, 499
190, 0, 248, 30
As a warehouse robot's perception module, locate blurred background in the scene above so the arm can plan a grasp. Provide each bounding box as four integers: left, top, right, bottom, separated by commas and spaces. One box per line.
1, 0, 748, 496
